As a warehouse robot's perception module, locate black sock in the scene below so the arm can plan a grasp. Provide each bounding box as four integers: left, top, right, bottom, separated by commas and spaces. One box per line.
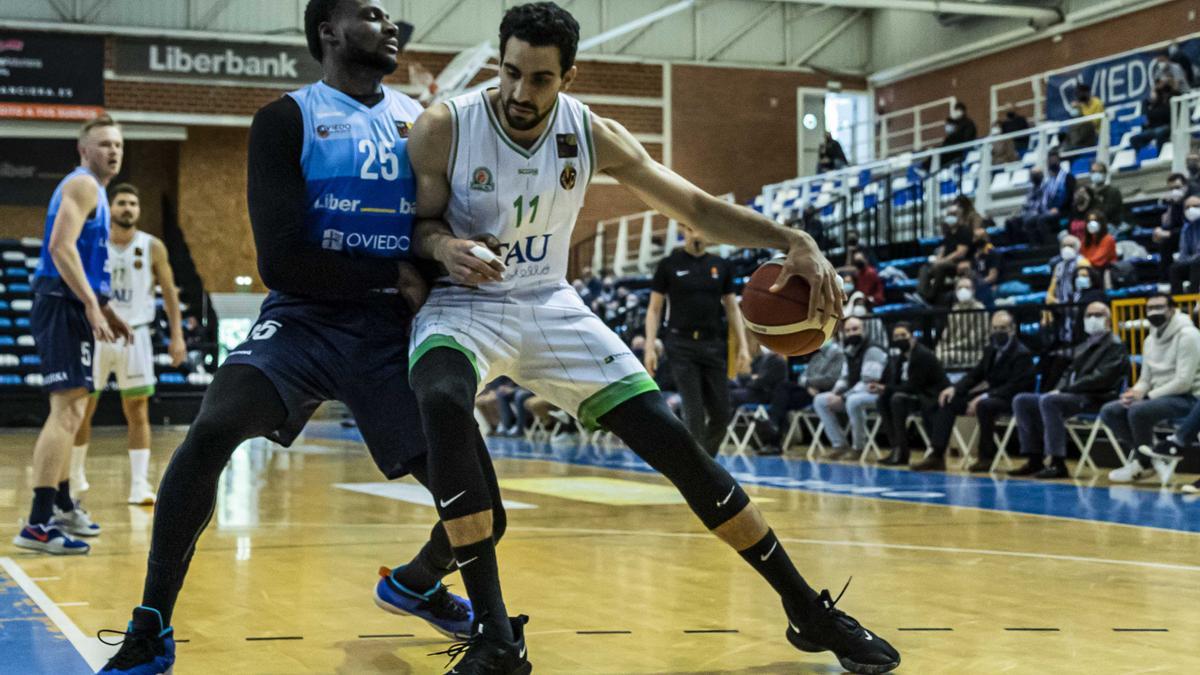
393, 540, 456, 592
453, 538, 513, 643
29, 487, 57, 525
739, 530, 820, 614
55, 481, 74, 512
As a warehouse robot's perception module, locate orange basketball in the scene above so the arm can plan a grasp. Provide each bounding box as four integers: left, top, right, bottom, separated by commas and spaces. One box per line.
740, 261, 838, 356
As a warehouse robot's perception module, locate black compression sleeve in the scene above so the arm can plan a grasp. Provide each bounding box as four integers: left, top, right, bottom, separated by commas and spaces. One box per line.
246, 96, 398, 301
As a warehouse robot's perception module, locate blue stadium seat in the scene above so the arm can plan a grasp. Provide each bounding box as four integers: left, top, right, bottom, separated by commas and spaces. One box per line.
0, 336, 13, 346
20, 355, 39, 365
5, 267, 27, 278
1135, 143, 1160, 164
15, 317, 29, 328
0, 374, 22, 386
0, 318, 10, 328
7, 283, 30, 294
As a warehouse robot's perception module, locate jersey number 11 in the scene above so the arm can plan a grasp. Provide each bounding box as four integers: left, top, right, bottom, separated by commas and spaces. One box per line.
513, 194, 540, 228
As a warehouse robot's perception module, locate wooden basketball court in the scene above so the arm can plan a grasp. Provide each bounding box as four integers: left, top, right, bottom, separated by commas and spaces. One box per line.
2, 425, 1198, 673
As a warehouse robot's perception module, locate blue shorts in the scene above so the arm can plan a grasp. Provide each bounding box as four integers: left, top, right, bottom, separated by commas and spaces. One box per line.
30, 294, 94, 393
223, 291, 425, 479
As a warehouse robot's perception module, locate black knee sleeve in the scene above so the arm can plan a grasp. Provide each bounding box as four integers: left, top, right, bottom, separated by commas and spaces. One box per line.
600, 392, 751, 529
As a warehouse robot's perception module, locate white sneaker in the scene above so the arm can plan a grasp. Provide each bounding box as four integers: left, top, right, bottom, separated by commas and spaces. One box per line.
1149, 457, 1176, 485
1107, 460, 1155, 483
128, 480, 157, 506
51, 504, 101, 537
1181, 479, 1200, 494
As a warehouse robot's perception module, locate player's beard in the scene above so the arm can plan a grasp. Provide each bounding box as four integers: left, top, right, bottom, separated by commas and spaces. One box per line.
344, 42, 399, 75
502, 98, 552, 132
113, 215, 136, 229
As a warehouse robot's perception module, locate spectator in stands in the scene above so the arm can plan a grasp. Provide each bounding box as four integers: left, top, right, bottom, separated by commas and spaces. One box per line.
1132, 77, 1178, 152
491, 377, 521, 436
917, 195, 980, 304
1105, 293, 1200, 483
877, 322, 950, 466
1009, 301, 1128, 478
729, 342, 788, 409
936, 276, 988, 369
1151, 50, 1191, 93
1088, 161, 1123, 226
1012, 149, 1074, 245
965, 224, 1000, 308
788, 204, 828, 252
989, 119, 1019, 164
1188, 152, 1200, 196
812, 317, 887, 459
1080, 211, 1117, 272
919, 310, 1036, 472
475, 378, 507, 433
843, 228, 876, 267
1000, 105, 1031, 153
1066, 83, 1104, 149
817, 132, 849, 172
1044, 235, 1093, 344
846, 291, 887, 347
1169, 42, 1196, 88
939, 101, 977, 167
1067, 185, 1095, 238
1154, 173, 1189, 282
851, 250, 885, 306
1169, 195, 1200, 293
755, 335, 846, 456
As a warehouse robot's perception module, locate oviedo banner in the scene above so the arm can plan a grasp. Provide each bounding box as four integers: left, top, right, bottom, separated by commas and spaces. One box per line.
1046, 37, 1200, 120
0, 31, 104, 120
112, 36, 322, 86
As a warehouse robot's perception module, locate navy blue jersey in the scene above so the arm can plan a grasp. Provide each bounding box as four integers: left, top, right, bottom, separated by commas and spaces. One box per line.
288, 81, 423, 259
33, 166, 111, 301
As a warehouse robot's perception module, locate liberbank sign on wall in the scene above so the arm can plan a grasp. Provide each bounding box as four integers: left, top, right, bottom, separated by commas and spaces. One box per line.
113, 37, 321, 86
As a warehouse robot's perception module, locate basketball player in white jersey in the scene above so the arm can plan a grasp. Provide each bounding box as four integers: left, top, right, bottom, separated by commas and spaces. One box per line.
72, 183, 186, 505
398, 4, 899, 674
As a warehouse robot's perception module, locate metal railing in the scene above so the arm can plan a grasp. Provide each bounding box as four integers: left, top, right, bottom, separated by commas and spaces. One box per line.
587, 194, 734, 277
1112, 293, 1200, 382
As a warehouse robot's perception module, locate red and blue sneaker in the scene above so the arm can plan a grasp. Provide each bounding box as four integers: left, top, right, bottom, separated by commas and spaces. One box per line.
99, 606, 176, 675
12, 523, 90, 554
374, 566, 473, 638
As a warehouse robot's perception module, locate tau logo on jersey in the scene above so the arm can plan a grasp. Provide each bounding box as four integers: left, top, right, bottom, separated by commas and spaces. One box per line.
498, 234, 552, 265
560, 162, 577, 191
470, 166, 495, 192
314, 193, 361, 212
316, 123, 352, 139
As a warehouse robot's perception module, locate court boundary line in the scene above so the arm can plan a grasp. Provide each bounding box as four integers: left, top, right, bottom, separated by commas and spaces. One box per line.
0, 556, 110, 671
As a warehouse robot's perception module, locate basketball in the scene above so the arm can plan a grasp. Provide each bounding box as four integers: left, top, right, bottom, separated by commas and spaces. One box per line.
740, 260, 838, 356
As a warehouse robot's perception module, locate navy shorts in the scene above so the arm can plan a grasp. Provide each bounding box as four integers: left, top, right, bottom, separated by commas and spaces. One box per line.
30, 294, 95, 393
223, 291, 425, 479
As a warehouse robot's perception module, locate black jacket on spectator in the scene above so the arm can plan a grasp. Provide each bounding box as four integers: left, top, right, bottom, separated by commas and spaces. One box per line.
883, 343, 949, 402
952, 338, 1036, 402
1054, 333, 1129, 402
1001, 111, 1031, 152
741, 351, 788, 398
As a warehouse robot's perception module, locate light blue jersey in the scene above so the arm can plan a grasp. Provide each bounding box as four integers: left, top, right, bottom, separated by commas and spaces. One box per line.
33, 166, 111, 302
288, 80, 424, 258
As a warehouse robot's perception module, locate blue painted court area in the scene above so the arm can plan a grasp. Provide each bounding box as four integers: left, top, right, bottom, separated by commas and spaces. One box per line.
0, 567, 92, 675
304, 422, 1200, 534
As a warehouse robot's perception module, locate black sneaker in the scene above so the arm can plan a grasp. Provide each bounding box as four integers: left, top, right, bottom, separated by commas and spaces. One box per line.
99, 606, 176, 674
1139, 439, 1185, 461
430, 614, 531, 675
1034, 462, 1068, 479
784, 581, 900, 674
1007, 459, 1043, 477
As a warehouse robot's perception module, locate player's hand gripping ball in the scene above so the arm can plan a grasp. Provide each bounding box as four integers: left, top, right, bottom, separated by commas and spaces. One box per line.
740, 260, 839, 356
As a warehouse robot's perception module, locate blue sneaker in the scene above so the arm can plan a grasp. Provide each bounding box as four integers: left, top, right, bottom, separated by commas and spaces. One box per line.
99, 606, 176, 675
12, 523, 90, 555
374, 566, 473, 639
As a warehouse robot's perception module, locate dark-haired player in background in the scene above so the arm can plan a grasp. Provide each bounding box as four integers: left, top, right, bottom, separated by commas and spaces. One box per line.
100, 2, 510, 672
402, 3, 899, 673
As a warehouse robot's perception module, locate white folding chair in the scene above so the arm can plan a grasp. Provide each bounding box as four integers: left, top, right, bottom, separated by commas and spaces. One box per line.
1065, 413, 1124, 478
950, 418, 979, 470
1150, 422, 1185, 487
906, 414, 935, 459
782, 408, 830, 459
989, 416, 1018, 472
722, 404, 769, 455
860, 413, 886, 464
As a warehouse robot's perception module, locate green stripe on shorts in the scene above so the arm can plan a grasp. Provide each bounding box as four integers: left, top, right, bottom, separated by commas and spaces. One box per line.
120, 385, 155, 399
410, 334, 481, 383
577, 371, 660, 431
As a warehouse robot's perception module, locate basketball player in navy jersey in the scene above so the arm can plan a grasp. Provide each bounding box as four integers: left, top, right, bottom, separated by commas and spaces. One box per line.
14, 114, 133, 556
400, 3, 898, 673
100, 2, 510, 672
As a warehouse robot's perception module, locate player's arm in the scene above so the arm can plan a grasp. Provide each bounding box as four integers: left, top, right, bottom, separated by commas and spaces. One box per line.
49, 176, 121, 342
408, 103, 503, 285
643, 290, 665, 375
150, 237, 186, 366
247, 97, 400, 301
722, 293, 752, 373
592, 114, 842, 320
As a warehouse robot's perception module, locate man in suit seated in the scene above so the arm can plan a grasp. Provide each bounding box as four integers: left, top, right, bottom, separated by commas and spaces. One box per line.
876, 322, 950, 467
916, 310, 1036, 472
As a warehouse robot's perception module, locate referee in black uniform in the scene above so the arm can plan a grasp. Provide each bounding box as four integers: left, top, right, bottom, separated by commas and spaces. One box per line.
645, 224, 751, 457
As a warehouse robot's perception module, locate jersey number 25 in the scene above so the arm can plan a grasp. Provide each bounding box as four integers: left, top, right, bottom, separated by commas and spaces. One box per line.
358, 139, 400, 181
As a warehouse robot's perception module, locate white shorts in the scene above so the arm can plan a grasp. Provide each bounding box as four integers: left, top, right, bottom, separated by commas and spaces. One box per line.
410, 283, 657, 429
93, 324, 156, 397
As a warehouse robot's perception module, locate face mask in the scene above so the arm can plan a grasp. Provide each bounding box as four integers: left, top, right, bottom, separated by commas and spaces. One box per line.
851, 305, 868, 318
945, 215, 959, 226
853, 258, 867, 270
1090, 172, 1106, 185
890, 338, 911, 354
1171, 188, 1185, 201
991, 126, 1001, 135
1169, 45, 1180, 56
843, 281, 855, 294
1083, 316, 1107, 335
955, 287, 973, 303
944, 123, 955, 134
1076, 275, 1092, 289
1060, 247, 1078, 261
990, 332, 1011, 349
1147, 312, 1168, 328
1186, 207, 1200, 223
951, 109, 963, 120
1048, 161, 1060, 173
1086, 220, 1101, 234
843, 334, 863, 348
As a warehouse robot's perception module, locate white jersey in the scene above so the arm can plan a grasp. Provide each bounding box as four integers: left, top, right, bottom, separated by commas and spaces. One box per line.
443, 89, 595, 293
107, 230, 157, 326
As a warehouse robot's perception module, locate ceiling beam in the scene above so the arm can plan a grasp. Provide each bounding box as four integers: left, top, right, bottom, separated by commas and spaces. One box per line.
579, 0, 696, 51
703, 1, 778, 62
772, 0, 1060, 22
82, 0, 115, 23
195, 0, 235, 31
792, 9, 864, 67
414, 0, 470, 43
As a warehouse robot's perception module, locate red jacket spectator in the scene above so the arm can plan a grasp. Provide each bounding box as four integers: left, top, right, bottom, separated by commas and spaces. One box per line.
1080, 211, 1117, 268
853, 259, 885, 306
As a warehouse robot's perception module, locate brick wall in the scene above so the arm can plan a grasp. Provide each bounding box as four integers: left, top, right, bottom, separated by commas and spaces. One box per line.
0, 206, 44, 239
876, 0, 1199, 127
